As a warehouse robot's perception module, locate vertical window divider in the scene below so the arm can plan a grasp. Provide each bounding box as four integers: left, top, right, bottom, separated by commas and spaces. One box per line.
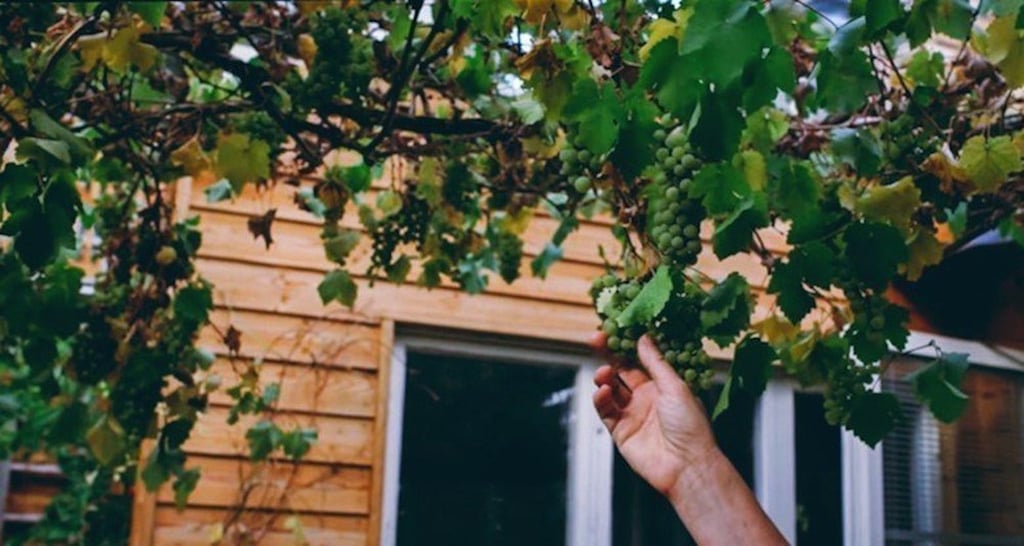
567, 363, 614, 546
754, 379, 797, 543
841, 385, 885, 546
380, 340, 408, 546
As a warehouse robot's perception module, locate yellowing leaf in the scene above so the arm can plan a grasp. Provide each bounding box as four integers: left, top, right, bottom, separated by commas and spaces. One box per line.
214, 133, 271, 191
975, 15, 1024, 86
77, 24, 158, 73
522, 0, 554, 25
855, 176, 922, 236
297, 33, 318, 67
751, 314, 800, 344
958, 134, 1021, 193
638, 8, 693, 61
499, 208, 534, 235
921, 151, 968, 192
87, 415, 126, 466
298, 1, 336, 15
520, 130, 565, 159
170, 136, 213, 177
734, 150, 767, 191
901, 229, 946, 281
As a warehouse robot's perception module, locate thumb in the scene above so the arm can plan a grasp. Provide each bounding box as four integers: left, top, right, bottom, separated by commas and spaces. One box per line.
637, 335, 684, 394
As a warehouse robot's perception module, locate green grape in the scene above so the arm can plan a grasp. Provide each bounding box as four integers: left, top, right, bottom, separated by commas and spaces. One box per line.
646, 121, 707, 267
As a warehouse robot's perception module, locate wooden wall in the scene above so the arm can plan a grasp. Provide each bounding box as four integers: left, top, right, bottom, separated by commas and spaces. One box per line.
120, 173, 798, 545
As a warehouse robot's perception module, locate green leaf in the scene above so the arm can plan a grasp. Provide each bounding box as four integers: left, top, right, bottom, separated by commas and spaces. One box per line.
16, 137, 71, 166
832, 128, 884, 177
843, 221, 909, 290
691, 88, 745, 161
531, 242, 563, 279
386, 255, 412, 283
680, 0, 771, 89
641, 39, 702, 120
828, 17, 866, 58
318, 269, 358, 308
908, 352, 970, 422
712, 376, 733, 420
865, 0, 904, 35
713, 193, 769, 259
767, 158, 821, 220
981, 0, 1023, 15
855, 176, 923, 236
610, 94, 659, 179
175, 282, 213, 325
768, 260, 815, 323
616, 266, 672, 328
0, 163, 38, 209
947, 202, 968, 237
323, 229, 362, 264
847, 301, 909, 362
690, 162, 750, 215
246, 420, 283, 460
215, 133, 271, 191
564, 79, 624, 155
129, 1, 167, 26
700, 273, 751, 345
172, 468, 200, 509
959, 135, 1021, 192
86, 415, 126, 466
281, 427, 317, 460
813, 50, 877, 114
906, 50, 945, 87
846, 392, 903, 447
731, 336, 777, 396
511, 95, 545, 124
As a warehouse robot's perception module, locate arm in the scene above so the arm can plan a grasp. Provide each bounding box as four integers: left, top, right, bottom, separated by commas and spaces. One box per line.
591, 334, 787, 545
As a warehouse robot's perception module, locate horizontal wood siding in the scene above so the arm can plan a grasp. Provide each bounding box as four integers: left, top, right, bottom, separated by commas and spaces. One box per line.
138, 174, 810, 545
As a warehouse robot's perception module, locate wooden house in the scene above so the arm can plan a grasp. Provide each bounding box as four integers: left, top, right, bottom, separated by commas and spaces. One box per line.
3, 169, 1023, 545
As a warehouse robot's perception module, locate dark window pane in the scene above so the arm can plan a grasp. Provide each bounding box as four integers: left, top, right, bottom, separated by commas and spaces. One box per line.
613, 385, 756, 546
794, 392, 843, 546
397, 352, 576, 546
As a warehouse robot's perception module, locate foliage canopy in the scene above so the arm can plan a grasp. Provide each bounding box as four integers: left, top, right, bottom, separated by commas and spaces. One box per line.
1, 0, 1022, 542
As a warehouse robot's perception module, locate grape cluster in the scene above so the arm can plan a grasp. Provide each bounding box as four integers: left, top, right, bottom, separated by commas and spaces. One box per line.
647, 125, 705, 266
493, 231, 524, 284
882, 115, 940, 171
369, 193, 431, 275
559, 138, 605, 194
590, 272, 715, 390
294, 7, 373, 108
848, 290, 890, 346
822, 362, 875, 426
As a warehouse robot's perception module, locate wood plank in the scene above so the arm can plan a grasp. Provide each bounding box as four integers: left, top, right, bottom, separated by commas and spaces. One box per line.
4, 474, 61, 515
152, 507, 367, 546
205, 359, 377, 418
157, 456, 370, 515
197, 257, 600, 344
185, 407, 373, 466
198, 309, 380, 371
367, 321, 394, 546
129, 440, 158, 546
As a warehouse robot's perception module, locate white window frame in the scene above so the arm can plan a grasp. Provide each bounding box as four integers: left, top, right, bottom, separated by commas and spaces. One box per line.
380, 328, 1024, 546
379, 331, 614, 546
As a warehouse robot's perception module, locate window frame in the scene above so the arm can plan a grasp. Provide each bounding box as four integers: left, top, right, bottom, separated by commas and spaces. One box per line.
379, 328, 1024, 546
380, 331, 614, 546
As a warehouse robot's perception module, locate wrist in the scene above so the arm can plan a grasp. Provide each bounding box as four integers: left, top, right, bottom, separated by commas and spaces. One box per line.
666, 443, 726, 505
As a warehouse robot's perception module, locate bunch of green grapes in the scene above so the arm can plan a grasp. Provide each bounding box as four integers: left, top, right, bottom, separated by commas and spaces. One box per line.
848, 290, 890, 347
647, 125, 705, 266
590, 272, 715, 390
368, 194, 431, 276
493, 231, 524, 284
882, 114, 941, 171
295, 7, 373, 108
559, 138, 605, 195
822, 361, 876, 426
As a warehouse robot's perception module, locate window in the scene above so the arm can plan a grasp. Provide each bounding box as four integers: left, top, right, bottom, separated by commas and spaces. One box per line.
882, 357, 1024, 545
382, 335, 612, 546
794, 392, 843, 545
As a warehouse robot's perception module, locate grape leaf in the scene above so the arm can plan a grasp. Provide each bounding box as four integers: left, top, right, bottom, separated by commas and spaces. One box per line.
731, 336, 777, 396
128, 1, 167, 27
908, 352, 970, 422
712, 377, 733, 420
701, 273, 751, 345
767, 260, 815, 323
680, 0, 771, 89
610, 93, 659, 179
87, 416, 127, 466
245, 420, 283, 460
615, 266, 672, 328
958, 134, 1021, 193
832, 128, 884, 177
843, 221, 909, 290
690, 162, 750, 215
901, 228, 946, 280
324, 229, 362, 264
215, 133, 271, 191
175, 282, 213, 325
865, 0, 904, 35
855, 176, 922, 236
976, 15, 1024, 85
691, 87, 745, 161
741, 46, 795, 112
640, 39, 702, 120
713, 193, 769, 259
846, 392, 903, 447
531, 242, 563, 279
318, 269, 358, 308
906, 50, 945, 87
813, 50, 876, 114
847, 302, 910, 362
172, 468, 200, 509
563, 79, 624, 155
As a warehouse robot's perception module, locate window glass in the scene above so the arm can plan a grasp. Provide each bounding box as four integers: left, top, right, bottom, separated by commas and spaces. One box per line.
612, 385, 756, 546
883, 359, 1024, 545
794, 392, 843, 545
396, 351, 577, 546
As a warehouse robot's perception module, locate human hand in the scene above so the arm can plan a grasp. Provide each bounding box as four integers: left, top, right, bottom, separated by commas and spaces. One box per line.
590, 332, 719, 497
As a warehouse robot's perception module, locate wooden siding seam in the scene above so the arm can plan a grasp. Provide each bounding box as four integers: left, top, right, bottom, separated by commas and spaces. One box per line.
367, 320, 394, 546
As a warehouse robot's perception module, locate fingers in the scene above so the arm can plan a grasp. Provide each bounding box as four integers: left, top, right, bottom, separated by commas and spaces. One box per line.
594, 365, 633, 407
637, 335, 685, 395
592, 384, 621, 431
